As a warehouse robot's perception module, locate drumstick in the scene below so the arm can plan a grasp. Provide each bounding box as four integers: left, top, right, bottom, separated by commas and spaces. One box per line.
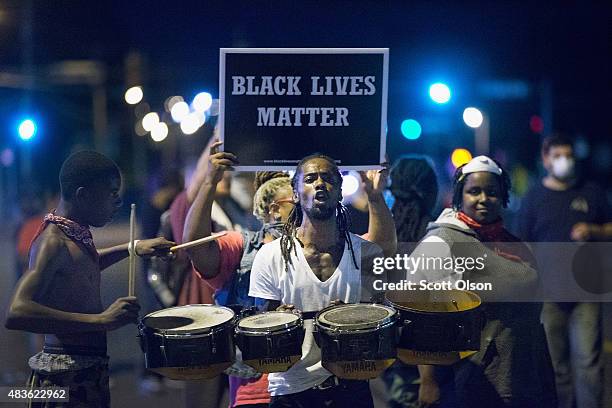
128, 203, 136, 297
170, 231, 228, 252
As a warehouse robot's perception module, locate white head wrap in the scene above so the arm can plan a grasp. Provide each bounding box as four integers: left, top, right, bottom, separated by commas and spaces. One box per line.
461, 155, 502, 176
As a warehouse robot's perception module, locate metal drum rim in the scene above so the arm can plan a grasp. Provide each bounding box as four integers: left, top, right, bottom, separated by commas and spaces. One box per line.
385, 289, 482, 315
236, 311, 302, 334
315, 303, 397, 331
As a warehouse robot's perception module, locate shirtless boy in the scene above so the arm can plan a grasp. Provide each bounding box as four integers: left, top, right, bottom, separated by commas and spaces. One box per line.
5, 151, 174, 407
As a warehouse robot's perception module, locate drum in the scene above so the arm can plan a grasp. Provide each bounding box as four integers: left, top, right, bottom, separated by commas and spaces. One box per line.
386, 289, 483, 365
314, 303, 398, 380
138, 304, 235, 380
235, 311, 304, 373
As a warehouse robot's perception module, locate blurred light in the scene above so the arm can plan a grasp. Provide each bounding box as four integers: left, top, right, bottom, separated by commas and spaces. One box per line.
463, 107, 484, 128
180, 112, 204, 135
165, 96, 184, 112
192, 92, 213, 112
171, 101, 190, 123
124, 86, 143, 105
429, 83, 451, 104
341, 172, 360, 197
18, 119, 37, 140
529, 115, 544, 134
400, 119, 422, 140
511, 165, 530, 196
150, 122, 169, 142
451, 148, 473, 168
142, 112, 159, 132
1, 148, 15, 167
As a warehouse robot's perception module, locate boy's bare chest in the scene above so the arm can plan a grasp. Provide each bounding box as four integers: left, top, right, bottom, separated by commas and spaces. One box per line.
43, 244, 102, 314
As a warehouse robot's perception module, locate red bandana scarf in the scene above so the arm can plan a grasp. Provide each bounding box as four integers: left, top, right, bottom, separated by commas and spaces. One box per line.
456, 211, 527, 263
30, 212, 99, 262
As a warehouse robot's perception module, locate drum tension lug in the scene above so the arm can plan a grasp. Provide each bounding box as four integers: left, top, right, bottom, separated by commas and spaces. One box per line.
333, 338, 341, 354
160, 331, 168, 365
211, 330, 217, 354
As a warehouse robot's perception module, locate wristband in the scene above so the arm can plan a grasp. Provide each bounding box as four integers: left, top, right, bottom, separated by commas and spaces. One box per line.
128, 240, 141, 257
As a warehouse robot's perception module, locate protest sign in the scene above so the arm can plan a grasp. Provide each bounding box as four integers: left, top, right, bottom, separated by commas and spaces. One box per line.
219, 48, 388, 170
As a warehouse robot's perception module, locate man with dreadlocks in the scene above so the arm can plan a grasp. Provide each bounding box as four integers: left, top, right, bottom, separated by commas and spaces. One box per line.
248, 154, 393, 408
183, 144, 394, 408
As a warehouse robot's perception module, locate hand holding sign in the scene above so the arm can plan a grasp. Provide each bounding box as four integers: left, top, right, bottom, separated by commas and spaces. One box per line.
360, 162, 389, 198
205, 139, 239, 185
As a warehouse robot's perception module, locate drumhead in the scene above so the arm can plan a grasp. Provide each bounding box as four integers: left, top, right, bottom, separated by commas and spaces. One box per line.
317, 304, 396, 330
143, 304, 234, 333
237, 312, 300, 332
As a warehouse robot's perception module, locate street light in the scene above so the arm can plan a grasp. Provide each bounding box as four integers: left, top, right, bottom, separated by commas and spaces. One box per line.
429, 83, 451, 104
124, 86, 143, 105
463, 107, 483, 128
18, 119, 37, 141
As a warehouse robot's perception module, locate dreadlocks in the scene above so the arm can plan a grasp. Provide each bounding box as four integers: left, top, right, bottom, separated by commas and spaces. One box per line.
280, 154, 358, 270
451, 159, 512, 210
390, 157, 438, 242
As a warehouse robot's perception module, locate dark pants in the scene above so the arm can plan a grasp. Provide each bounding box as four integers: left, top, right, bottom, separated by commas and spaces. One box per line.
542, 302, 602, 408
270, 379, 373, 408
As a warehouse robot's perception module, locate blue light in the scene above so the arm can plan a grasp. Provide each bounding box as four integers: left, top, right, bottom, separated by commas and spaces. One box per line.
429, 83, 451, 104
401, 119, 422, 140
18, 119, 37, 141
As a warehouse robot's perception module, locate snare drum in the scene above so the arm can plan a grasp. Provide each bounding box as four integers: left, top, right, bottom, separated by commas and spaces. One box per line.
314, 303, 398, 380
386, 289, 483, 365
139, 304, 235, 380
235, 311, 304, 373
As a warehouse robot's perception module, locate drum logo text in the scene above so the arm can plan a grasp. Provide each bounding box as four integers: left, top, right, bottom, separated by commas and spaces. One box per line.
340, 360, 377, 373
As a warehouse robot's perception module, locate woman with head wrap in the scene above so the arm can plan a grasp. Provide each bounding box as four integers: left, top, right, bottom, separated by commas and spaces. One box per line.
412, 156, 556, 407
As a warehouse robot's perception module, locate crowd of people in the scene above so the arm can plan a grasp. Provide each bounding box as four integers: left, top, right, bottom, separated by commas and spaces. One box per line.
4, 132, 611, 408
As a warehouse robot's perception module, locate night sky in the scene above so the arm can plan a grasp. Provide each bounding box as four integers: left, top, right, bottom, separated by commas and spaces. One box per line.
1, 1, 610, 192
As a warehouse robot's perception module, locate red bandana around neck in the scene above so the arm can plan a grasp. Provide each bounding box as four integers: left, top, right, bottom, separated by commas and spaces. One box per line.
29, 212, 99, 262
456, 211, 526, 263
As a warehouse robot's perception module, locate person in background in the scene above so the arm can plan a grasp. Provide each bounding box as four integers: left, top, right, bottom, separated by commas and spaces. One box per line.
138, 167, 184, 394
382, 156, 439, 408
516, 134, 611, 408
